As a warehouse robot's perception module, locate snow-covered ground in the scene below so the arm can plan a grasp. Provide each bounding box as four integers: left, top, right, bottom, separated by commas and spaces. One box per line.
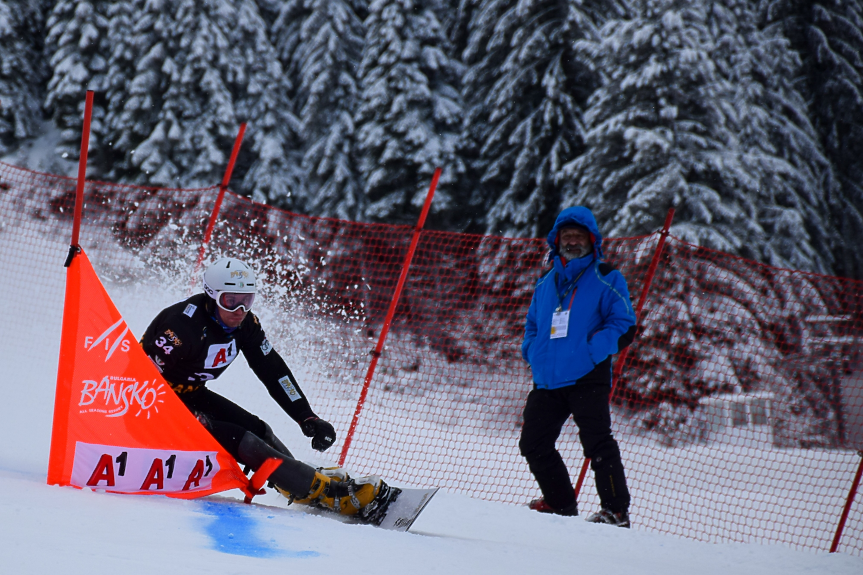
0, 200, 861, 573
1, 467, 861, 575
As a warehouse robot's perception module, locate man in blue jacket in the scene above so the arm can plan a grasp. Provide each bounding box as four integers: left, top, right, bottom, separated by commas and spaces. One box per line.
520, 206, 636, 527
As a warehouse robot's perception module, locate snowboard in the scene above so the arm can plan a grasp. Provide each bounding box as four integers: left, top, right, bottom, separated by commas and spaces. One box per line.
298, 486, 439, 532
209, 485, 439, 533
373, 486, 439, 532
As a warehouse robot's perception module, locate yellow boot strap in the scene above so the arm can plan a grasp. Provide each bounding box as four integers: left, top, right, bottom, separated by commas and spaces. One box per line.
291, 472, 328, 505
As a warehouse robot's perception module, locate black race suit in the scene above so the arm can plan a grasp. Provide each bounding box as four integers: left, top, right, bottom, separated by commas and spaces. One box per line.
141, 293, 317, 494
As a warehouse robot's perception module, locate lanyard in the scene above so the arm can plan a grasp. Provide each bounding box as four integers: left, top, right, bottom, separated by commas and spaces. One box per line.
555, 267, 587, 312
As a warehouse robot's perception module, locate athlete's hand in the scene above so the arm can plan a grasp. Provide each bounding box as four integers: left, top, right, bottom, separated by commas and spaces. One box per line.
302, 417, 336, 452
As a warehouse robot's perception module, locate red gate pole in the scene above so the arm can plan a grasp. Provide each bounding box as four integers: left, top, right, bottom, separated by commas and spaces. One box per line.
830, 450, 863, 553
574, 208, 675, 498
190, 122, 247, 288
64, 90, 95, 267
338, 167, 442, 466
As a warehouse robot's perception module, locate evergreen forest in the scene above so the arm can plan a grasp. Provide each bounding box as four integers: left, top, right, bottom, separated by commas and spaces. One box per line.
2, 0, 863, 279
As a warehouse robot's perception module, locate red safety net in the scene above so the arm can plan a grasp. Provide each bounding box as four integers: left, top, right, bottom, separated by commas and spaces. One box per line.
1, 160, 861, 555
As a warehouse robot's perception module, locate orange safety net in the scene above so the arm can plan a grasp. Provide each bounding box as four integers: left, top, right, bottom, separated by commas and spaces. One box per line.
48, 247, 249, 497
1, 160, 860, 554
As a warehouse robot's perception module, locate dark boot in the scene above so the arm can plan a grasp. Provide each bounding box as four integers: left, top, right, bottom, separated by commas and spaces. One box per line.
590, 446, 630, 514
586, 508, 630, 528
525, 451, 578, 512
237, 431, 316, 495
528, 497, 578, 516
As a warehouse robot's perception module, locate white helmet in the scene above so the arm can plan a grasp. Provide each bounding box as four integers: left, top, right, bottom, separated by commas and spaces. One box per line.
203, 257, 257, 312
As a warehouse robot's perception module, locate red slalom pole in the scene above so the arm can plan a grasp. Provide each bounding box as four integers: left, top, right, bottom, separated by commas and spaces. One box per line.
830, 451, 863, 553
611, 207, 675, 384
190, 122, 247, 288
339, 167, 442, 466
574, 208, 675, 499
65, 90, 94, 267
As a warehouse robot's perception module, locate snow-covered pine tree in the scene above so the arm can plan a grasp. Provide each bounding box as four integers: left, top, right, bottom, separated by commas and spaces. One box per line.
0, 0, 47, 156
448, 0, 474, 69
104, 0, 172, 184
558, 0, 739, 424
706, 0, 835, 274
761, 0, 863, 280
568, 0, 841, 443
355, 0, 464, 226
346, 0, 371, 32
453, 0, 504, 234
625, 244, 770, 446
461, 0, 626, 238
234, 0, 306, 210
101, 0, 140, 177
434, 0, 465, 52
561, 0, 770, 430
266, 0, 307, 76
286, 0, 366, 220
561, 0, 764, 258
425, 0, 476, 232
625, 236, 843, 447
43, 0, 109, 166
106, 0, 290, 192
112, 0, 239, 187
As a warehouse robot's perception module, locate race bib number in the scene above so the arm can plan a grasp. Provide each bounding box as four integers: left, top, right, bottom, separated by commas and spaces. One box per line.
550, 310, 570, 339
205, 341, 238, 369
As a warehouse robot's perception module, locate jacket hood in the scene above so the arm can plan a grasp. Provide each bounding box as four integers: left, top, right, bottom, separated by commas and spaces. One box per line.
546, 206, 604, 261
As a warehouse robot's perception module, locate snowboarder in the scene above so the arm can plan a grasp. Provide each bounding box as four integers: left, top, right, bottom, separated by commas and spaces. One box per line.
519, 206, 636, 527
142, 257, 393, 520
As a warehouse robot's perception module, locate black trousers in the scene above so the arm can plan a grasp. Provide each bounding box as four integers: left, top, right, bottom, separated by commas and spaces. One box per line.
179, 387, 317, 495
180, 387, 268, 462
519, 383, 630, 513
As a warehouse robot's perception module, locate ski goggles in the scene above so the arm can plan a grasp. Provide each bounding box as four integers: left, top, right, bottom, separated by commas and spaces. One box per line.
214, 291, 255, 313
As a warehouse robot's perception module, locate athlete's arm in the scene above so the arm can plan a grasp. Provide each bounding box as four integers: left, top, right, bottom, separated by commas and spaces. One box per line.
241, 315, 316, 423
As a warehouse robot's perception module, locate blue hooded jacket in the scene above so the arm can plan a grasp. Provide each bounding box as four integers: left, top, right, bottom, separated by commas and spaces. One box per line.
522, 207, 636, 389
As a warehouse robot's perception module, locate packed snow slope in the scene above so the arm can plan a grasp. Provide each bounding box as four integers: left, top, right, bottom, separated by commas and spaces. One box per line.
0, 231, 860, 574
2, 467, 861, 575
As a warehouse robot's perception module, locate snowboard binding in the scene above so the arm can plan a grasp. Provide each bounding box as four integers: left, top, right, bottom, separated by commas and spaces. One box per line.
279, 466, 401, 523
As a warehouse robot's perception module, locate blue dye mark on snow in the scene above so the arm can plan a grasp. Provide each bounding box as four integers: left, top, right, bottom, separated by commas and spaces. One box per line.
198, 500, 319, 559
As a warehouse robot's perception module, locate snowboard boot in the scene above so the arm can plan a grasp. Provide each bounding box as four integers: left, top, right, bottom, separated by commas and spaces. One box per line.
586, 507, 630, 528
281, 467, 388, 517
528, 497, 578, 517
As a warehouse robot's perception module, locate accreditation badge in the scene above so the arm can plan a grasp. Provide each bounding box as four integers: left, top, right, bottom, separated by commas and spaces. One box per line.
550, 309, 570, 339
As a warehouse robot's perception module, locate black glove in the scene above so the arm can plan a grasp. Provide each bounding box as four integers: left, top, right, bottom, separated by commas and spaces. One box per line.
302, 417, 336, 452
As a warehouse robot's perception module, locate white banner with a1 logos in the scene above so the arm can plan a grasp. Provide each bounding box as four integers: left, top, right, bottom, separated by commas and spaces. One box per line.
70, 442, 222, 494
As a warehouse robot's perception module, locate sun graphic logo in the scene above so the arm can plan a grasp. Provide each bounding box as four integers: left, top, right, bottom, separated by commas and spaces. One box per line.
78, 376, 168, 419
